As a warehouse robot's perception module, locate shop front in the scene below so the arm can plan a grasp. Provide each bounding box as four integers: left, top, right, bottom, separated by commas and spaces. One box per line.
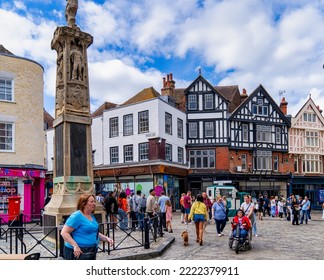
0, 166, 46, 223
290, 176, 324, 210
94, 165, 186, 211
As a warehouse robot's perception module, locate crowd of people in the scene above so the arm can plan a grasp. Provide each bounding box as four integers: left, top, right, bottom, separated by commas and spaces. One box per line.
254, 193, 312, 225
61, 189, 322, 259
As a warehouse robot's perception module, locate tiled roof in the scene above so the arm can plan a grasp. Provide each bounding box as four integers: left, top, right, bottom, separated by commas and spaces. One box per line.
214, 85, 241, 112
122, 87, 160, 106
91, 102, 117, 117
0, 45, 13, 55
174, 89, 186, 112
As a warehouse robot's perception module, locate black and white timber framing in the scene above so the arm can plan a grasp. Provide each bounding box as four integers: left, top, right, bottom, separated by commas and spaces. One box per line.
229, 84, 291, 154
185, 74, 230, 147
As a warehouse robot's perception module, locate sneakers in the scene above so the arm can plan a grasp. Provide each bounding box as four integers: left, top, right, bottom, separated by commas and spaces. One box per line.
254, 234, 258, 237
220, 232, 224, 236
218, 234, 222, 237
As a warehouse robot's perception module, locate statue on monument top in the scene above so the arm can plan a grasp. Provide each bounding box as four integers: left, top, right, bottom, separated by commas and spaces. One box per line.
65, 0, 78, 28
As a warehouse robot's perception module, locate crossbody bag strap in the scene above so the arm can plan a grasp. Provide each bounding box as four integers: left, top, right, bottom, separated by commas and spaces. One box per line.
217, 202, 226, 214
244, 203, 251, 215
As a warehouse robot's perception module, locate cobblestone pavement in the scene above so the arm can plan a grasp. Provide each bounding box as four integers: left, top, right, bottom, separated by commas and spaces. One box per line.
1, 211, 323, 260
151, 210, 324, 260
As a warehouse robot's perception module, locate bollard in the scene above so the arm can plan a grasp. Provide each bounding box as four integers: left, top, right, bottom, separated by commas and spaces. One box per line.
144, 217, 150, 249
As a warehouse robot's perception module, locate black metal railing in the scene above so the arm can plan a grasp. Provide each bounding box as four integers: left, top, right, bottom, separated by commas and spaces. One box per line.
0, 211, 164, 259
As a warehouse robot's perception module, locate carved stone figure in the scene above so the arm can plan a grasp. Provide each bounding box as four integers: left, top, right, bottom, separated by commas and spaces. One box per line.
67, 85, 88, 111
70, 48, 83, 81
56, 88, 64, 108
56, 44, 64, 82
65, 0, 78, 28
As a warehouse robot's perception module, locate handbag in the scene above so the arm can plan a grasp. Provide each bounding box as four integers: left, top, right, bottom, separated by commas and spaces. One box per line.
76, 246, 97, 260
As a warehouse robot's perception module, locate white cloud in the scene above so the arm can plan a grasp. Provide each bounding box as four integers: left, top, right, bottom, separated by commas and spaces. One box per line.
88, 59, 163, 109
13, 1, 27, 11
2, 0, 324, 118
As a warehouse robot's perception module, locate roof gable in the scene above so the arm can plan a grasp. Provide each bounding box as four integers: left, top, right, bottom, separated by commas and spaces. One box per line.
229, 84, 291, 125
91, 101, 117, 118
0, 45, 13, 55
185, 74, 229, 102
291, 97, 324, 127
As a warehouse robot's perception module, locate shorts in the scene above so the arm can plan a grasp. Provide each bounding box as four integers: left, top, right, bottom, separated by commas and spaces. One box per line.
184, 208, 191, 214
193, 214, 205, 222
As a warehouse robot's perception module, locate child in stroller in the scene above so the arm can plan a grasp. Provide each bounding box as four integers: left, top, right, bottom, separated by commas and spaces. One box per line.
229, 209, 252, 253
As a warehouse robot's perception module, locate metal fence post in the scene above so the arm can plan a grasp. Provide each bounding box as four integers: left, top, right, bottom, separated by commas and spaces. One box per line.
144, 217, 150, 249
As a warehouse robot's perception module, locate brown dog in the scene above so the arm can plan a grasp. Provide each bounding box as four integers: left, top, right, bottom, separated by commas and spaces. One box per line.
181, 230, 189, 246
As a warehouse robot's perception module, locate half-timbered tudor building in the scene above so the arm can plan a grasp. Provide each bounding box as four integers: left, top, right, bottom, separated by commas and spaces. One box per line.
288, 97, 324, 208
228, 85, 292, 198
91, 81, 187, 208
185, 74, 242, 195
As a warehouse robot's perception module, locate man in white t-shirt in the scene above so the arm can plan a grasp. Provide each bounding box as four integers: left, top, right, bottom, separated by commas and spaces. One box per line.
240, 195, 255, 237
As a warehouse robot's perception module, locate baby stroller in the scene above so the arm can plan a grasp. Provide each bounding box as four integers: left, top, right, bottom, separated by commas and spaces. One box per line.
229, 222, 252, 254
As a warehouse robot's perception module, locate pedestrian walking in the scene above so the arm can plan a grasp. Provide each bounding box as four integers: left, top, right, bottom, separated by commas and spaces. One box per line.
240, 195, 255, 241
270, 196, 276, 217
158, 191, 171, 231
183, 191, 192, 225
180, 193, 185, 223
165, 200, 173, 233
263, 195, 270, 217
133, 190, 144, 230
212, 195, 227, 237
104, 191, 118, 229
118, 191, 129, 230
202, 192, 212, 233
257, 194, 264, 221
291, 197, 300, 225
188, 194, 208, 246
61, 194, 114, 260
300, 196, 310, 224
252, 201, 258, 237
277, 199, 284, 220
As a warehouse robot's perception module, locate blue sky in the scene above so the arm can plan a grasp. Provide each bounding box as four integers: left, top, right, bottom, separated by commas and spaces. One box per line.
1, 0, 324, 117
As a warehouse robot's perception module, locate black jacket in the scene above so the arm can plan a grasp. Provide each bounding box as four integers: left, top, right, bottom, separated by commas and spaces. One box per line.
104, 196, 118, 214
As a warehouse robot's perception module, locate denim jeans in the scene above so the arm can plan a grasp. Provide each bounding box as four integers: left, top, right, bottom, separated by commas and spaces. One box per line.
300, 209, 308, 224
233, 228, 248, 243
118, 208, 128, 229
136, 212, 144, 229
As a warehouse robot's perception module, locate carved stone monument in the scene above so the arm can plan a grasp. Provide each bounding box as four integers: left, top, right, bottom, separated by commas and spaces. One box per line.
44, 0, 104, 236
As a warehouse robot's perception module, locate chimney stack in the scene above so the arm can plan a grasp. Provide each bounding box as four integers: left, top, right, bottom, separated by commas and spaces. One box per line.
161, 72, 175, 97
240, 88, 248, 103
317, 105, 323, 114
280, 97, 288, 115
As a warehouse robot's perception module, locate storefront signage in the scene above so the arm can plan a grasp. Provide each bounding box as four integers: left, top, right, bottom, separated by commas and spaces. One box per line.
0, 186, 17, 195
